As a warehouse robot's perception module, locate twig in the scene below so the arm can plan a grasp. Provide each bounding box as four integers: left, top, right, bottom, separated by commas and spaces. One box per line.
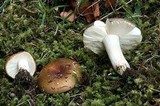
79, 0, 101, 16
100, 0, 133, 20
151, 88, 160, 93
144, 55, 160, 64
54, 25, 59, 36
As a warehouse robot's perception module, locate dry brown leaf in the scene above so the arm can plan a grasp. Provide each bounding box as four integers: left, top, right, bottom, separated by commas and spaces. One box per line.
58, 0, 101, 23
105, 0, 117, 8
78, 1, 94, 23
93, 0, 100, 20
60, 10, 77, 22
70, 0, 100, 23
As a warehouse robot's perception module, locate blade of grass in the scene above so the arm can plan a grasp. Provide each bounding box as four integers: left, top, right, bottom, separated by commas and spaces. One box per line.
0, 0, 12, 13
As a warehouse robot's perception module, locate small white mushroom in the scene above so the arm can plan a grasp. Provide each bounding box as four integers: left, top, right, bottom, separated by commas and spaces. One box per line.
83, 18, 142, 75
5, 51, 36, 79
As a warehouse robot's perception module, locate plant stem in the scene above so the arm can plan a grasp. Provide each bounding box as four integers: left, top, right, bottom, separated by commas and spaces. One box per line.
103, 34, 130, 75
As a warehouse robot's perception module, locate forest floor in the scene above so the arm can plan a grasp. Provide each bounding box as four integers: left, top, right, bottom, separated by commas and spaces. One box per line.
0, 0, 160, 106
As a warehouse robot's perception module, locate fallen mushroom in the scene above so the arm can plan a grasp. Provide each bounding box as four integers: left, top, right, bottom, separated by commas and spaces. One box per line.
5, 51, 36, 85
83, 18, 142, 75
38, 58, 82, 94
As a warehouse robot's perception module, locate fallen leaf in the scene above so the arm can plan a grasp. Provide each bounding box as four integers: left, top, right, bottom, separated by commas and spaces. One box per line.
105, 0, 117, 8
60, 10, 77, 22
93, 0, 100, 20
78, 1, 95, 23
70, 0, 100, 23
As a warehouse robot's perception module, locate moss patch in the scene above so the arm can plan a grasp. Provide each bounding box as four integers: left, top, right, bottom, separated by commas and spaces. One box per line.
0, 0, 160, 105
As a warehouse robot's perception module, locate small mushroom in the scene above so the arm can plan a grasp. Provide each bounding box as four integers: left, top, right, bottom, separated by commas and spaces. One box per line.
83, 18, 142, 75
5, 51, 36, 85
38, 58, 82, 94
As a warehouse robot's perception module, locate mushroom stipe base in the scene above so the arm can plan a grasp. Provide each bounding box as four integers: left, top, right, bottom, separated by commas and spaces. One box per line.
14, 69, 32, 88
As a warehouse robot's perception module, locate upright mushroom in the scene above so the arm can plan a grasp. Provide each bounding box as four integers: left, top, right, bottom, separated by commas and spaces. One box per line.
5, 51, 36, 85
38, 58, 82, 94
83, 18, 142, 75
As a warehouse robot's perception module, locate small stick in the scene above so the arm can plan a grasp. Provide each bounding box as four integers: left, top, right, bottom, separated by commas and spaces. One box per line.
100, 0, 133, 20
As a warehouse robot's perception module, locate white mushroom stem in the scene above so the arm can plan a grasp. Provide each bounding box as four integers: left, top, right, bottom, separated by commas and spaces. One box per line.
18, 59, 30, 71
102, 34, 130, 75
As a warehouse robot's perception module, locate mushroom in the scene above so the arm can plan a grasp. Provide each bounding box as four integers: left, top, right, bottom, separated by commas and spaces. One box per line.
5, 51, 36, 84
38, 58, 82, 94
83, 18, 142, 75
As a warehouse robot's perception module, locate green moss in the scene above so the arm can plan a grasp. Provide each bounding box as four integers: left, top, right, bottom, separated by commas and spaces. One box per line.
0, 0, 160, 105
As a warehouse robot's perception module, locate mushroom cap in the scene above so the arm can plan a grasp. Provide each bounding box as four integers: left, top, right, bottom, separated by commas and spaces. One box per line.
38, 58, 82, 94
5, 51, 36, 79
83, 18, 142, 54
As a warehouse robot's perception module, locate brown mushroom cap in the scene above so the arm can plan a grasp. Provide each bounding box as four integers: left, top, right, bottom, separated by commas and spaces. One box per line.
38, 58, 82, 94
